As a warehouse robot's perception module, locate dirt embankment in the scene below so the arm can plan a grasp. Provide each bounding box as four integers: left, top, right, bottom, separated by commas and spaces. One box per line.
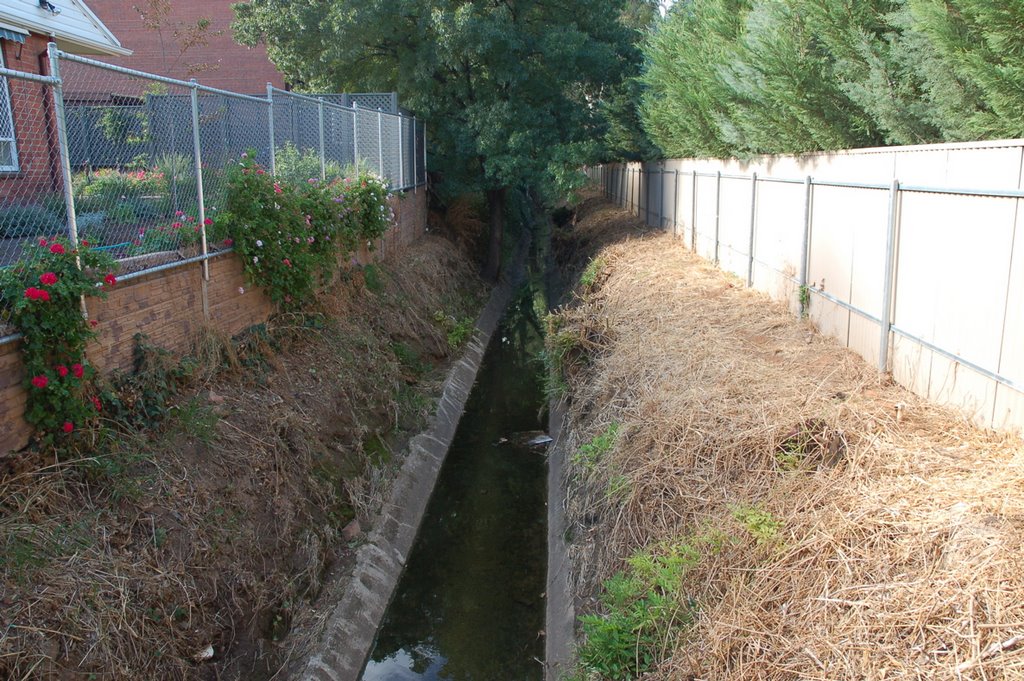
552, 193, 1024, 679
0, 235, 486, 680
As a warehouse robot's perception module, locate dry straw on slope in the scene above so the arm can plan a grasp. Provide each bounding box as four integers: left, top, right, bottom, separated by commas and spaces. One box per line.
558, 196, 1024, 680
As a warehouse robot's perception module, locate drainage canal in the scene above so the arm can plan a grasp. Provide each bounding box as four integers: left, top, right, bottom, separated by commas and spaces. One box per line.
359, 288, 549, 681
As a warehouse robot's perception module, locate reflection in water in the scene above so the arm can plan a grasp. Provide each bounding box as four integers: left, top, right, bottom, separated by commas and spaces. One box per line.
361, 288, 547, 681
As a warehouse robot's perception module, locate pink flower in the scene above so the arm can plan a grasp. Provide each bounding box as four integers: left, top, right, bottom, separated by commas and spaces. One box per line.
175, 210, 185, 217
186, 215, 195, 222
49, 243, 65, 255
39, 272, 58, 286
172, 222, 182, 229
72, 363, 84, 379
56, 365, 68, 378
31, 375, 48, 389
283, 258, 292, 267
63, 422, 74, 434
241, 152, 248, 159
256, 169, 266, 175
38, 237, 48, 246
307, 236, 315, 244
274, 182, 283, 194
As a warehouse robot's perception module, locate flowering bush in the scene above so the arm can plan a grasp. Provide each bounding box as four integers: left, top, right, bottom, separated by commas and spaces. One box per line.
129, 210, 208, 255
211, 153, 394, 307
0, 238, 117, 442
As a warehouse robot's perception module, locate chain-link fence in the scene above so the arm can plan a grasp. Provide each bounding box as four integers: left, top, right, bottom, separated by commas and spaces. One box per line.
0, 44, 425, 334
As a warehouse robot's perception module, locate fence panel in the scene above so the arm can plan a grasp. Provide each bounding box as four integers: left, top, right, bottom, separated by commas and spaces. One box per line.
595, 153, 1024, 430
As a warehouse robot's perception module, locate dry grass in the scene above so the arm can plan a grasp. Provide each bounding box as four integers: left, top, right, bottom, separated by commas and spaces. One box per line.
558, 195, 1024, 680
0, 234, 486, 680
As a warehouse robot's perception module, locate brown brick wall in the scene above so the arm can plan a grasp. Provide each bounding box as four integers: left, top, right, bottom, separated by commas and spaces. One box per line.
0, 190, 427, 454
86, 1, 287, 95
0, 34, 63, 204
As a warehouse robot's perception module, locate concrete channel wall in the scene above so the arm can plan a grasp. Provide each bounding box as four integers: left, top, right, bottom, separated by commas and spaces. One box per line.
300, 249, 527, 681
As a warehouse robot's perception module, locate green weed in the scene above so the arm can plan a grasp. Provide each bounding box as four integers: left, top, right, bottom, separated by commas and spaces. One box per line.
730, 504, 782, 546
579, 257, 606, 289
573, 423, 620, 469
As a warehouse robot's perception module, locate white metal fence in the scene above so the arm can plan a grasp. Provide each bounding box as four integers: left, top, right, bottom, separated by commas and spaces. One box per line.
590, 142, 1024, 431
0, 43, 425, 334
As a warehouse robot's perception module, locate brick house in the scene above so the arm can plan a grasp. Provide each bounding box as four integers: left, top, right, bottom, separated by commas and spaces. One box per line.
0, 0, 129, 205
85, 0, 286, 95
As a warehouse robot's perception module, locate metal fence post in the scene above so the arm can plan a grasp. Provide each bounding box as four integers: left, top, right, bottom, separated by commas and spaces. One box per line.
799, 176, 812, 316
398, 116, 405, 190
673, 169, 680, 238
690, 171, 697, 251
189, 80, 209, 288
423, 121, 428, 189
317, 97, 326, 182
377, 109, 384, 181
879, 179, 901, 372
412, 117, 417, 193
657, 167, 663, 228
47, 45, 79, 251
352, 102, 360, 171
266, 83, 276, 175
747, 172, 758, 287
714, 170, 722, 264
47, 43, 87, 319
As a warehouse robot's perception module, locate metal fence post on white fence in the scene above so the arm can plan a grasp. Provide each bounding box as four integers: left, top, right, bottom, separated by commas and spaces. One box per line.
714, 171, 722, 264
46, 44, 79, 253
377, 110, 384, 178
747, 172, 758, 287
879, 179, 901, 372
799, 176, 812, 316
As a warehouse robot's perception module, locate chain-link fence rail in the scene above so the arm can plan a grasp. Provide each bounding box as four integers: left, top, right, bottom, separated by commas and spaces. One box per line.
0, 44, 426, 339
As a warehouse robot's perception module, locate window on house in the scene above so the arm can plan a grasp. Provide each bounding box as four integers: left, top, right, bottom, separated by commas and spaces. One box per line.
0, 46, 19, 172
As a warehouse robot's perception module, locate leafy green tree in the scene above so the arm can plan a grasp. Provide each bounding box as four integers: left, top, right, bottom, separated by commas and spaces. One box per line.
907, 0, 1024, 140
233, 0, 639, 279
640, 0, 751, 158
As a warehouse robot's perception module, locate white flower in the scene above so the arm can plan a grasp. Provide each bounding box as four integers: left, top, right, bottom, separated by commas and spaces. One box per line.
256, 240, 264, 247
253, 256, 259, 264
238, 286, 245, 295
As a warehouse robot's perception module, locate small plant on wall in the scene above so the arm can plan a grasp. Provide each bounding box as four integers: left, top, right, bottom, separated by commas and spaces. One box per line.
209, 153, 393, 308
0, 238, 117, 446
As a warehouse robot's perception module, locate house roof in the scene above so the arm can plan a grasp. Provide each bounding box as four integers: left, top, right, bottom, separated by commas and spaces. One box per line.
0, 0, 131, 56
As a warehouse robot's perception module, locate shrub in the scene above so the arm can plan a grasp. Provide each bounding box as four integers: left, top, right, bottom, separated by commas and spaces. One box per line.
0, 237, 117, 445
0, 204, 64, 239
273, 142, 344, 185
212, 152, 393, 308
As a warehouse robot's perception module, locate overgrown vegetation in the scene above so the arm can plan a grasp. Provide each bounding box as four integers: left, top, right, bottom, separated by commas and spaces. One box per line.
642, 0, 1024, 157
0, 236, 487, 679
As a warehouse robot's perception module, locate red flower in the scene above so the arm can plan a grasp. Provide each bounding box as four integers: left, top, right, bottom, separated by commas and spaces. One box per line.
283, 258, 292, 267
72, 363, 84, 379
91, 396, 102, 412
56, 365, 68, 378
89, 320, 99, 328
38, 237, 48, 246
49, 243, 65, 255
31, 375, 48, 389
256, 169, 266, 175
104, 273, 117, 287
204, 218, 214, 226
172, 222, 183, 229
24, 287, 50, 301
274, 182, 283, 194
39, 272, 58, 286
223, 238, 234, 247
63, 422, 74, 434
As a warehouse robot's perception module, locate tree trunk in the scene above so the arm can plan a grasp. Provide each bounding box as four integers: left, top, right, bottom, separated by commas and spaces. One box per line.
484, 187, 506, 281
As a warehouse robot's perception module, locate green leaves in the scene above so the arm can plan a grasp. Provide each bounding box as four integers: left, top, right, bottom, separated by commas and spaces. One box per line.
0, 238, 115, 445
214, 153, 392, 308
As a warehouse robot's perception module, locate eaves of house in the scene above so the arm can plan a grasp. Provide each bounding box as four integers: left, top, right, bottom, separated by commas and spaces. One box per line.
0, 0, 131, 57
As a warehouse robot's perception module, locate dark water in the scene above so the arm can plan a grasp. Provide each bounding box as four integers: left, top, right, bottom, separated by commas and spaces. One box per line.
360, 290, 548, 681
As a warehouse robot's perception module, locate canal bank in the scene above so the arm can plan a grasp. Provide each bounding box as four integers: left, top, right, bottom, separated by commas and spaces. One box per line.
300, 242, 529, 681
